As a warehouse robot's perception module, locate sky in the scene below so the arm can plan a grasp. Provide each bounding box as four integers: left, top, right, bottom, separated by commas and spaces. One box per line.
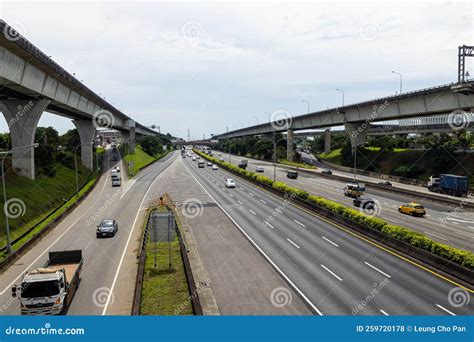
0, 0, 472, 140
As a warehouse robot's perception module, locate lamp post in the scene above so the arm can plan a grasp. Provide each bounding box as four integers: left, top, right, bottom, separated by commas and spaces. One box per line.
353, 141, 365, 181
2, 142, 39, 254
391, 70, 402, 94
302, 99, 310, 114
336, 88, 345, 106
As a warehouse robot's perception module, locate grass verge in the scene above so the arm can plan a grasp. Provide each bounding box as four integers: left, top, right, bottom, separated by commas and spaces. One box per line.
124, 147, 170, 177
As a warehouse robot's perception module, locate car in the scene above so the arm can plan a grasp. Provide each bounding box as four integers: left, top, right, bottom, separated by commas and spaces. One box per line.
378, 181, 392, 187
207, 162, 212, 166
218, 153, 222, 156
287, 171, 298, 179
212, 164, 219, 170
111, 170, 119, 179
113, 166, 120, 173
96, 219, 118, 238
196, 156, 200, 159
398, 202, 426, 217
353, 196, 375, 209
182, 154, 186, 158
112, 177, 121, 187
321, 169, 332, 175
219, 157, 225, 162
192, 156, 196, 161
256, 166, 264, 173
225, 178, 236, 188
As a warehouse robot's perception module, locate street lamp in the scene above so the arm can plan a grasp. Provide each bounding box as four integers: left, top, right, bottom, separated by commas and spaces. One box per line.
391, 70, 403, 94
302, 99, 310, 114
2, 142, 39, 254
352, 141, 365, 180
336, 88, 345, 107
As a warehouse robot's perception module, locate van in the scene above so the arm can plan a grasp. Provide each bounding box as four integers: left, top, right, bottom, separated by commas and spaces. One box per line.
287, 171, 298, 179
198, 161, 205, 168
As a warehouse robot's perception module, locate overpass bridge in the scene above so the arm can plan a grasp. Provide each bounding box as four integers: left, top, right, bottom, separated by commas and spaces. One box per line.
215, 45, 474, 160
0, 20, 159, 179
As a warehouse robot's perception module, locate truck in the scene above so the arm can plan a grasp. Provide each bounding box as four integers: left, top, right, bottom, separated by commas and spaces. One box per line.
238, 159, 248, 169
198, 160, 205, 168
343, 182, 366, 198
427, 174, 469, 197
12, 250, 83, 315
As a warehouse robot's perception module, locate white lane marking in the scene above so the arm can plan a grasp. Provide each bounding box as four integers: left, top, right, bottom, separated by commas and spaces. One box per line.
435, 304, 456, 316
386, 218, 401, 224
182, 160, 323, 315
237, 200, 243, 205
454, 231, 474, 239
321, 264, 342, 281
424, 231, 448, 241
379, 309, 389, 316
240, 187, 244, 190
229, 193, 234, 198
322, 236, 339, 247
364, 261, 391, 278
287, 238, 301, 249
260, 199, 267, 204
447, 217, 474, 224
452, 222, 459, 225
294, 220, 306, 227
103, 155, 176, 315
425, 214, 431, 217
0, 167, 111, 295
248, 192, 254, 197
265, 221, 274, 229
469, 226, 474, 229
249, 209, 257, 215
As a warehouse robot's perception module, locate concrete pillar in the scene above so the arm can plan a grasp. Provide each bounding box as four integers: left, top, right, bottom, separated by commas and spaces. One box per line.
324, 129, 331, 154
286, 128, 294, 161
124, 120, 136, 154
0, 99, 50, 179
344, 121, 370, 149
72, 119, 96, 170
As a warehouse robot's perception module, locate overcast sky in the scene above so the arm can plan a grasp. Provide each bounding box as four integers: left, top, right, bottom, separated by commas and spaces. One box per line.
0, 1, 472, 139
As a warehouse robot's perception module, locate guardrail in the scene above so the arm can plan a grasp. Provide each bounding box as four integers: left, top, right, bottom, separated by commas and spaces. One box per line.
197, 151, 473, 287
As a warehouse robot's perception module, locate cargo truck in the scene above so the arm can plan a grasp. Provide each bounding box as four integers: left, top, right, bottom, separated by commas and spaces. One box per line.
427, 174, 469, 197
12, 250, 83, 315
238, 159, 248, 169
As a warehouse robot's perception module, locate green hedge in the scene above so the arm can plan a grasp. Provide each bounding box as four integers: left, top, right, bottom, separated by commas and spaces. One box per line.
193, 150, 474, 269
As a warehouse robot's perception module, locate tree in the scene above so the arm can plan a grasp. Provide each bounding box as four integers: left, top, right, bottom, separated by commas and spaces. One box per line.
60, 129, 81, 151
139, 136, 163, 156
35, 127, 60, 148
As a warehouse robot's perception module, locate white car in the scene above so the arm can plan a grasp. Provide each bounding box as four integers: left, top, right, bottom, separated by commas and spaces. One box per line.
192, 156, 196, 161
212, 164, 218, 170
111, 170, 119, 179
112, 177, 121, 187
256, 166, 264, 173
113, 166, 120, 173
196, 156, 200, 159
225, 178, 236, 188
219, 157, 225, 162
207, 162, 212, 166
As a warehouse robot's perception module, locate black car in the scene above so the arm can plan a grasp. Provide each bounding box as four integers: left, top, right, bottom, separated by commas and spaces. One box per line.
287, 171, 298, 179
378, 181, 392, 187
353, 196, 375, 209
96, 219, 118, 238
321, 169, 332, 175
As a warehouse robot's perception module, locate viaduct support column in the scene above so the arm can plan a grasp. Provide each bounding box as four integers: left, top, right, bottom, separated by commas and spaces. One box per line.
124, 120, 136, 154
286, 128, 294, 161
72, 119, 96, 170
324, 129, 331, 154
0, 99, 50, 179
344, 122, 370, 150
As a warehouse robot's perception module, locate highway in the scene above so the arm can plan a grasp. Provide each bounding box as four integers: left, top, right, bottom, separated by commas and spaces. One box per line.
212, 151, 474, 252
0, 149, 178, 315
183, 154, 473, 315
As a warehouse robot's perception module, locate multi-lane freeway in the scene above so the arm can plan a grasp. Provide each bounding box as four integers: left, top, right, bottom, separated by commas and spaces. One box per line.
0, 149, 178, 315
182, 153, 472, 315
212, 151, 474, 252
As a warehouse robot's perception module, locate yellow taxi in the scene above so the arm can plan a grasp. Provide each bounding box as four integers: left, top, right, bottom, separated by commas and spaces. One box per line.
398, 202, 426, 217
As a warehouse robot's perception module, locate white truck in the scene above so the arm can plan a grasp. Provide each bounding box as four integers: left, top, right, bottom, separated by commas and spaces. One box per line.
12, 250, 83, 315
